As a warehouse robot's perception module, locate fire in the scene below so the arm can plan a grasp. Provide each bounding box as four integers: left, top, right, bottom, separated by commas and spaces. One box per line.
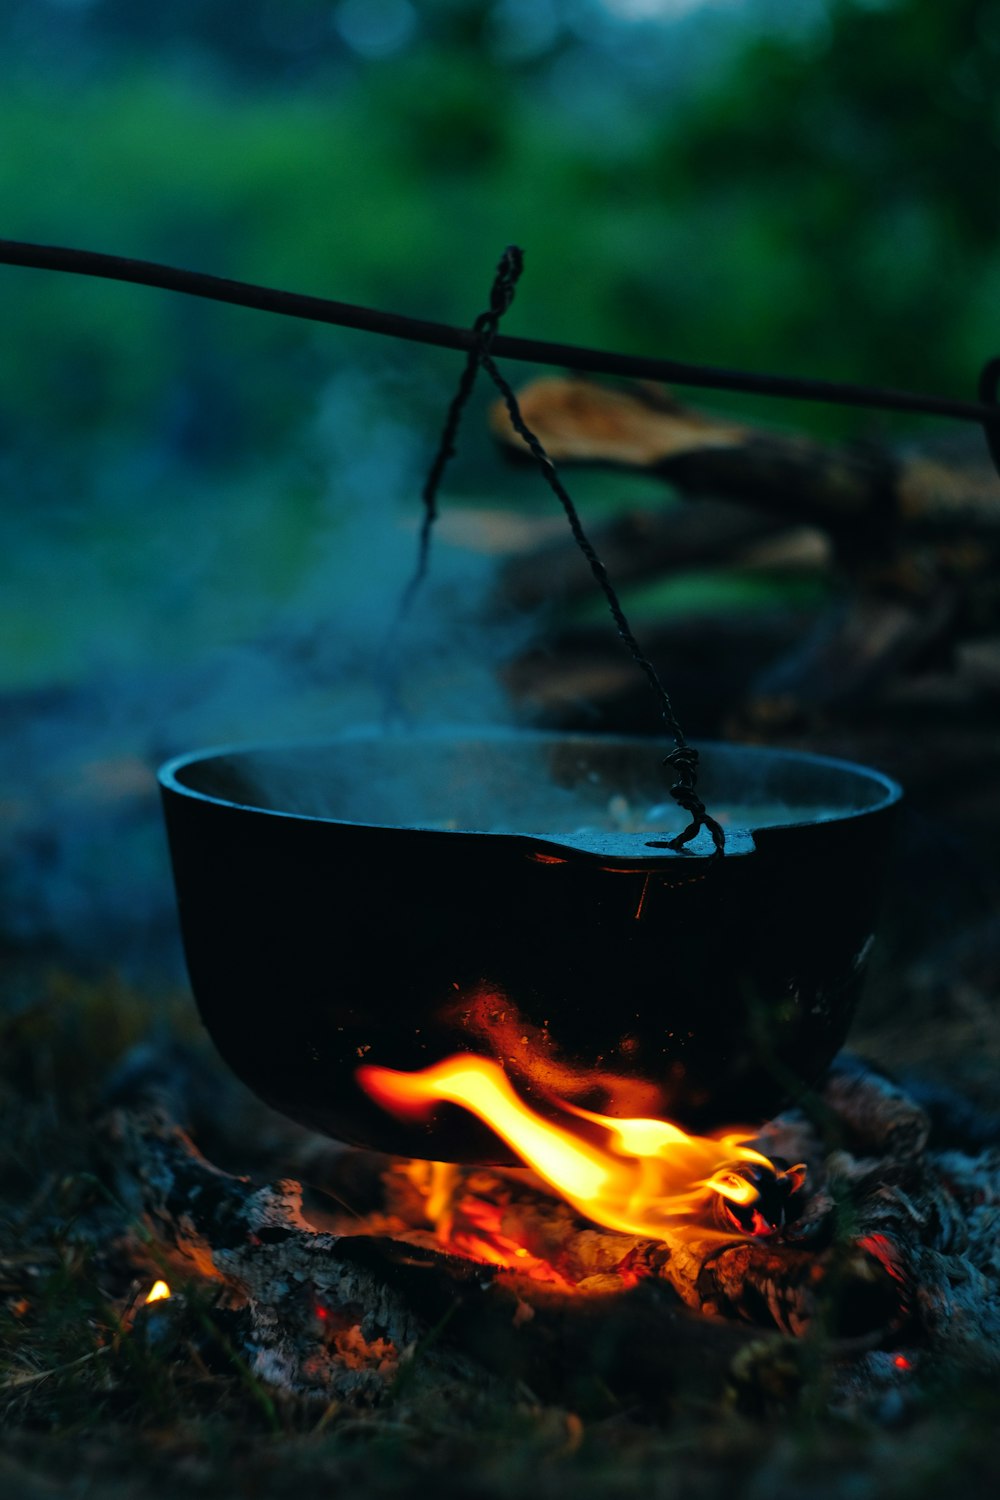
358, 1054, 801, 1244
144, 1279, 171, 1304
431, 1188, 573, 1286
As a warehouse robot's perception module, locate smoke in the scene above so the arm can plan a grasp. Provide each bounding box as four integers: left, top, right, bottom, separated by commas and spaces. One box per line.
1, 357, 901, 982
0, 363, 534, 977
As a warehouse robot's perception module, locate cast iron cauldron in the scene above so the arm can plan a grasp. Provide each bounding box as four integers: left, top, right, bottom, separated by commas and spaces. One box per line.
158, 730, 901, 1163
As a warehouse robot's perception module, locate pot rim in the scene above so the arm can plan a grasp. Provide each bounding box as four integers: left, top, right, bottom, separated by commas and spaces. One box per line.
158, 728, 903, 851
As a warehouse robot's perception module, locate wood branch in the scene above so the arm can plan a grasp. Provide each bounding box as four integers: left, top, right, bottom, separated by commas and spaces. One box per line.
500, 593, 973, 739
98, 1103, 430, 1403
339, 1236, 765, 1413
823, 1055, 931, 1160
490, 377, 1000, 539
738, 588, 959, 731
487, 378, 1000, 732
502, 610, 810, 732
4, 238, 994, 427
496, 497, 816, 612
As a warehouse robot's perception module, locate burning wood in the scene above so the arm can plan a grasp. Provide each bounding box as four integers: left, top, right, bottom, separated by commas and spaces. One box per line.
356, 1051, 804, 1243
92, 1050, 1000, 1415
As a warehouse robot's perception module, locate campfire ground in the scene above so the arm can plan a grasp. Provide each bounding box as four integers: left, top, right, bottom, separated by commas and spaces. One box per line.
3, 943, 1000, 1500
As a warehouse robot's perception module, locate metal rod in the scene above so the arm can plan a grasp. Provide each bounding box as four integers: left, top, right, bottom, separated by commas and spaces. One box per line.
0, 236, 995, 426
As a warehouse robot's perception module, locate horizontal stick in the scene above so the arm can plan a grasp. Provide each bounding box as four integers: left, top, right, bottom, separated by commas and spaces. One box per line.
0, 236, 994, 426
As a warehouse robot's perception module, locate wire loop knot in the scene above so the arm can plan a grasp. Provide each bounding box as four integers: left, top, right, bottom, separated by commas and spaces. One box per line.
473, 246, 524, 351
662, 745, 726, 857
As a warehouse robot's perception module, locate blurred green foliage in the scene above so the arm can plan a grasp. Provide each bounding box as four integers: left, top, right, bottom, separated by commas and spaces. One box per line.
1, 0, 998, 687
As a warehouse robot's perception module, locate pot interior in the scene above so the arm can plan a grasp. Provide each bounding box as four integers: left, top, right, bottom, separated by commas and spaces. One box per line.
163, 729, 900, 839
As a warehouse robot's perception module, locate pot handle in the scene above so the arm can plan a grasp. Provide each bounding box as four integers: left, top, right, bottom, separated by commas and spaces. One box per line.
524, 826, 756, 864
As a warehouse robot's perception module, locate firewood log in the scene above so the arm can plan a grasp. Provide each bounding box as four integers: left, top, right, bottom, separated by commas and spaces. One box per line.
488, 378, 1000, 730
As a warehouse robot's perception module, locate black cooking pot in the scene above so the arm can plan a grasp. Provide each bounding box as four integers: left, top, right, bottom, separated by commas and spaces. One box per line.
158, 730, 901, 1162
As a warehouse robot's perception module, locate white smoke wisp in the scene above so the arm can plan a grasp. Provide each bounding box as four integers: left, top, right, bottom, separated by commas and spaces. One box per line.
0, 364, 536, 976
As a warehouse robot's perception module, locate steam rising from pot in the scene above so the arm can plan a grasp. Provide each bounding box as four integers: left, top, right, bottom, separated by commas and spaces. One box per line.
0, 370, 531, 973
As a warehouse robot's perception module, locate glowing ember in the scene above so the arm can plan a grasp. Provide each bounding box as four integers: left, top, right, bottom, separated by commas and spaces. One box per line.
358, 1054, 803, 1244
144, 1279, 171, 1304
401, 1160, 576, 1281
440, 1192, 572, 1286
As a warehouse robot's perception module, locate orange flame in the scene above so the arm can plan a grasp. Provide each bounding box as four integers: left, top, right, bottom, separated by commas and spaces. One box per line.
358, 1054, 791, 1243
144, 1279, 171, 1304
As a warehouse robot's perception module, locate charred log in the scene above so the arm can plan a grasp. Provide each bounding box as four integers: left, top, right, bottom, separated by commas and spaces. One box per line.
95, 1081, 765, 1412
